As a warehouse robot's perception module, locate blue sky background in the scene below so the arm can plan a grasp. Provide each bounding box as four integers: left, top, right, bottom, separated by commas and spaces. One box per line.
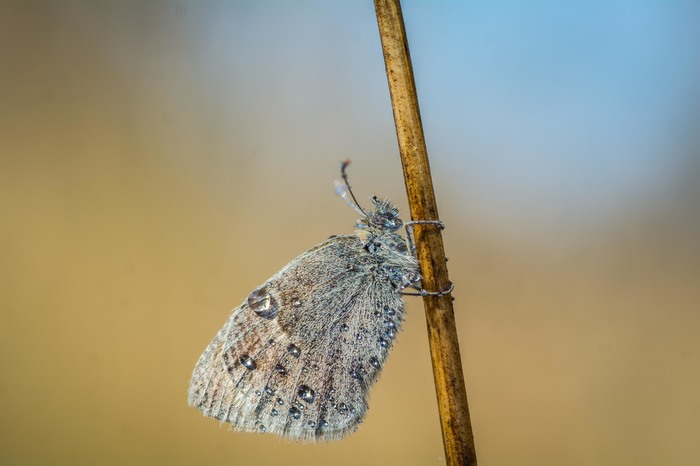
174, 0, 700, 236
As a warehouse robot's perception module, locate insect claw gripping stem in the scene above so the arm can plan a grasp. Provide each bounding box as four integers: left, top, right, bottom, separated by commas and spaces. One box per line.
404, 219, 445, 230
401, 281, 454, 297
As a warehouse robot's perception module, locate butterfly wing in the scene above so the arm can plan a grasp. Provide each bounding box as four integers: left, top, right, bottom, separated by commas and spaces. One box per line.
188, 234, 407, 441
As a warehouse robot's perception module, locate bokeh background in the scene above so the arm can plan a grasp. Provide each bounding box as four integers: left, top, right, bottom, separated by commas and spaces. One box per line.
2, 1, 699, 465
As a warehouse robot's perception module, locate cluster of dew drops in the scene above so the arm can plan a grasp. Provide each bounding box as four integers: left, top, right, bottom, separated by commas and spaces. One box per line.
234, 284, 400, 432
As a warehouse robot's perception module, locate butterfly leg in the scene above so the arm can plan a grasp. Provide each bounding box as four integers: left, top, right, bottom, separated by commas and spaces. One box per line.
403, 219, 445, 257
401, 281, 454, 297
401, 220, 452, 297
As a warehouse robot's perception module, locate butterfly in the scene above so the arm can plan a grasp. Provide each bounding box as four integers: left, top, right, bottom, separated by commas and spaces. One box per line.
188, 161, 436, 441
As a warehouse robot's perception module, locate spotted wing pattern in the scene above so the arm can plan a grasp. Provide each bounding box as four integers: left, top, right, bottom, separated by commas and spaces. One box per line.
188, 235, 407, 441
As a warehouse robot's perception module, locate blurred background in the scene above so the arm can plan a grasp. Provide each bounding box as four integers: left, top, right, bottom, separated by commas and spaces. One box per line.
1, 1, 699, 465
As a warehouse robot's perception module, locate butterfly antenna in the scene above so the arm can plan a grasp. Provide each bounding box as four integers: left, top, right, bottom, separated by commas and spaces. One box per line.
335, 160, 367, 216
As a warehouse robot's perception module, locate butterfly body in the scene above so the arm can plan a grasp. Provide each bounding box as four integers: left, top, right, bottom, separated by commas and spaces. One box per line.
188, 196, 420, 441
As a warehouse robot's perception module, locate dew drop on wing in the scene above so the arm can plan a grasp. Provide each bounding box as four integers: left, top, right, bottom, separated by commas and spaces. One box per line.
297, 385, 316, 403
239, 354, 257, 370
287, 344, 301, 358
289, 406, 302, 420
247, 286, 280, 319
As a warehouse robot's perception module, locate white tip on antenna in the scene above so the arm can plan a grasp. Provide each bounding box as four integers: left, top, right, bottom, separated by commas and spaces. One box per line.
334, 160, 367, 216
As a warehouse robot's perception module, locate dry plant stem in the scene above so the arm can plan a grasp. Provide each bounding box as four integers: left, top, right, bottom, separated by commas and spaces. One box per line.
374, 1, 477, 465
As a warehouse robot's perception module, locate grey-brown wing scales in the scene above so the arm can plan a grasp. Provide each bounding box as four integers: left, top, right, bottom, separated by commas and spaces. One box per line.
187, 235, 405, 441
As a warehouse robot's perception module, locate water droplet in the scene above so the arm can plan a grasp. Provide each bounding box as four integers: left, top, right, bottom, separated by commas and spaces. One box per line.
385, 328, 396, 339
287, 344, 301, 358
302, 366, 309, 374
320, 420, 329, 428
264, 386, 275, 396
292, 297, 302, 308
239, 354, 257, 370
297, 385, 316, 403
385, 320, 397, 330
350, 407, 357, 414
289, 406, 302, 420
384, 217, 401, 229
345, 263, 355, 270
338, 403, 348, 415
369, 356, 381, 369
274, 363, 288, 376
271, 408, 279, 416
255, 390, 261, 396
258, 424, 266, 432
276, 398, 284, 406
340, 323, 349, 332
384, 306, 395, 316
373, 311, 381, 317
356, 333, 363, 341
378, 338, 389, 348
307, 420, 316, 428
247, 286, 279, 319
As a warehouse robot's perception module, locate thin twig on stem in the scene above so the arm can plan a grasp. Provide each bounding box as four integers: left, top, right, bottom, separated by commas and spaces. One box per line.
373, 1, 477, 465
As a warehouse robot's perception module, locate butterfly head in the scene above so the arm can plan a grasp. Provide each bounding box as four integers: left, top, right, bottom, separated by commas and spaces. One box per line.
356, 196, 403, 232
355, 195, 419, 290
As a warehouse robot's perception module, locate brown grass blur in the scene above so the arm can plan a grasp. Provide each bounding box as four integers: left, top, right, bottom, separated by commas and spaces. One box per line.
1, 3, 699, 466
